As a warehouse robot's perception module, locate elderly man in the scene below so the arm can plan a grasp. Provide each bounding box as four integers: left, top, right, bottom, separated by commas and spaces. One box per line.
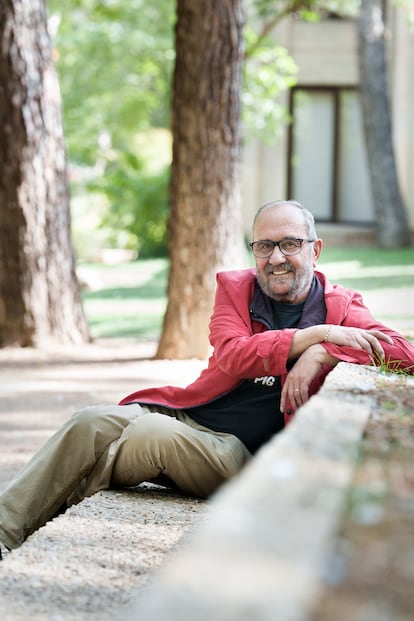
1, 199, 413, 557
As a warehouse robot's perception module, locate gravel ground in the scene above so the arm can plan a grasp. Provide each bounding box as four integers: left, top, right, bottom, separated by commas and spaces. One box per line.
1, 487, 207, 621
0, 340, 208, 620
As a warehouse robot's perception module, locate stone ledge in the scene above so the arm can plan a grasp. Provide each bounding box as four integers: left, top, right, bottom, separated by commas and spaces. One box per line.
119, 363, 382, 621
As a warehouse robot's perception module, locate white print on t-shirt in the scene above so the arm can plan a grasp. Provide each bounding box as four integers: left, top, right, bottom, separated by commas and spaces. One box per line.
253, 376, 277, 387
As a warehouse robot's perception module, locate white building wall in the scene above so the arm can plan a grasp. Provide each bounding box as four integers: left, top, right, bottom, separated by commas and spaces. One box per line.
242, 7, 414, 237
290, 18, 358, 86
390, 8, 414, 227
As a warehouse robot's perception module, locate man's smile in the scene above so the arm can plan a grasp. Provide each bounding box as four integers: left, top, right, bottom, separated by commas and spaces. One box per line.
267, 266, 293, 276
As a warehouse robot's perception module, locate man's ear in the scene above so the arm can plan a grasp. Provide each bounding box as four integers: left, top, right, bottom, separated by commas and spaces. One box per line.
313, 239, 323, 266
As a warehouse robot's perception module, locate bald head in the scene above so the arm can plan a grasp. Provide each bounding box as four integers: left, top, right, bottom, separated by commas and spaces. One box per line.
252, 200, 317, 241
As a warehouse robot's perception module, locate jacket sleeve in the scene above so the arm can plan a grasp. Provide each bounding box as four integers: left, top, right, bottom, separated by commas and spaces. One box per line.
208, 272, 295, 379
323, 289, 414, 372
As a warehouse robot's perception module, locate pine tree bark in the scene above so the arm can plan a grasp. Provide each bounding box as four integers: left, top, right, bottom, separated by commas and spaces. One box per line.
0, 0, 90, 346
358, 0, 411, 248
156, 0, 245, 359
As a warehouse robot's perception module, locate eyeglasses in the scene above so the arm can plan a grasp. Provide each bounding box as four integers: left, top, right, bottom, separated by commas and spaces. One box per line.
249, 238, 315, 258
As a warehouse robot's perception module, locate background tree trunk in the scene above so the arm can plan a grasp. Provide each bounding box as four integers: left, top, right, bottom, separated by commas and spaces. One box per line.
358, 0, 411, 248
0, 0, 90, 347
156, 0, 245, 359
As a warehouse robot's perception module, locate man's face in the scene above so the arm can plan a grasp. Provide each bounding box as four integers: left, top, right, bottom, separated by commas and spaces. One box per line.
252, 205, 322, 304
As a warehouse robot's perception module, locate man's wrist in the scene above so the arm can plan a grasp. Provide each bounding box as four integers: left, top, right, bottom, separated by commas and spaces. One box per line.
308, 343, 338, 367
323, 324, 332, 342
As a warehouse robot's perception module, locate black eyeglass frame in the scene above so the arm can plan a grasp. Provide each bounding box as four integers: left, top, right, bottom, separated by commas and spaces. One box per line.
249, 238, 316, 258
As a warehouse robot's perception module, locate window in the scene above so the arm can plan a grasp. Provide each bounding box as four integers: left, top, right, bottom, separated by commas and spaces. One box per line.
287, 87, 374, 224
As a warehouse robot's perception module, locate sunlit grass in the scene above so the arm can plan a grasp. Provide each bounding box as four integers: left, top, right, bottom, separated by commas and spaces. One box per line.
79, 259, 168, 339
79, 247, 414, 340
319, 247, 414, 290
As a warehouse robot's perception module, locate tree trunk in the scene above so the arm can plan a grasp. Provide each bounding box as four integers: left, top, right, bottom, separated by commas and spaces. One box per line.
156, 0, 245, 359
358, 0, 411, 248
0, 0, 90, 347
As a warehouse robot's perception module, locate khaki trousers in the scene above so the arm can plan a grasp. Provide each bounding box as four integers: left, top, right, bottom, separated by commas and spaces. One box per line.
0, 403, 251, 549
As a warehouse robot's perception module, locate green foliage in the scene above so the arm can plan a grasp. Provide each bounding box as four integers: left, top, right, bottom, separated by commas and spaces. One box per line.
392, 0, 414, 29
243, 26, 297, 142
47, 0, 174, 256
374, 355, 414, 376
319, 246, 414, 267
89, 149, 170, 257
47, 0, 175, 165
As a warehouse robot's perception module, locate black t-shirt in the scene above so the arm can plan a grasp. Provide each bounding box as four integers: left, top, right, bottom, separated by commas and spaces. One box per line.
186, 299, 305, 454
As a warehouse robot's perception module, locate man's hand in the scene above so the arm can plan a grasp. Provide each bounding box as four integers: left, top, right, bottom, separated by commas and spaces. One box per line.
281, 344, 338, 413
322, 325, 393, 360
288, 325, 394, 362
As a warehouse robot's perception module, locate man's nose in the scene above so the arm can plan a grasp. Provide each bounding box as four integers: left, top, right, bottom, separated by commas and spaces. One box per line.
268, 244, 285, 262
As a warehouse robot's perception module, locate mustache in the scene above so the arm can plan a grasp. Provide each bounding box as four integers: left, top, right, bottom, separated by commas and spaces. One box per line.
265, 262, 295, 275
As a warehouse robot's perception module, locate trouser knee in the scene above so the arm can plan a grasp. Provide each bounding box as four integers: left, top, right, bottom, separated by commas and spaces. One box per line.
65, 406, 103, 441
71, 405, 103, 425
124, 414, 181, 459
111, 413, 238, 497
65, 404, 126, 451
111, 414, 189, 484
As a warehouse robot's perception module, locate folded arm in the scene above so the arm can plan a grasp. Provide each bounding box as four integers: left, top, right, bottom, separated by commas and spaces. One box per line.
288, 323, 394, 361
282, 292, 414, 413
210, 272, 414, 402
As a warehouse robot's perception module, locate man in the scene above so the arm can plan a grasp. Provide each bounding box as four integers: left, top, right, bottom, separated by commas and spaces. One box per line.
1, 199, 413, 558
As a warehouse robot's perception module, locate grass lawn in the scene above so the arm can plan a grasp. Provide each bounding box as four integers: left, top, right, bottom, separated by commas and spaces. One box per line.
79, 247, 414, 340
319, 247, 414, 338
318, 247, 414, 290
79, 258, 168, 340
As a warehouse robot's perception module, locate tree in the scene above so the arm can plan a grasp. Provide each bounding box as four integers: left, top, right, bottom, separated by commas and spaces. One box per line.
358, 0, 411, 247
0, 0, 90, 346
155, 0, 246, 359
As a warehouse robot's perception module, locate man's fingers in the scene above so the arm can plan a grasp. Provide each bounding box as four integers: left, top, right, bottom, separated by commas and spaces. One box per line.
328, 326, 394, 350
373, 330, 394, 345
360, 330, 393, 354
364, 334, 384, 358
281, 380, 308, 413
280, 386, 286, 413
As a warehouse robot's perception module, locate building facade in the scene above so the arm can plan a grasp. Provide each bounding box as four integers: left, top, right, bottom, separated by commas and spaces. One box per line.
242, 6, 414, 244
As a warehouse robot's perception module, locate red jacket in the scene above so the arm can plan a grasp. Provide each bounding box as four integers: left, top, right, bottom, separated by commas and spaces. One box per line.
119, 268, 414, 423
